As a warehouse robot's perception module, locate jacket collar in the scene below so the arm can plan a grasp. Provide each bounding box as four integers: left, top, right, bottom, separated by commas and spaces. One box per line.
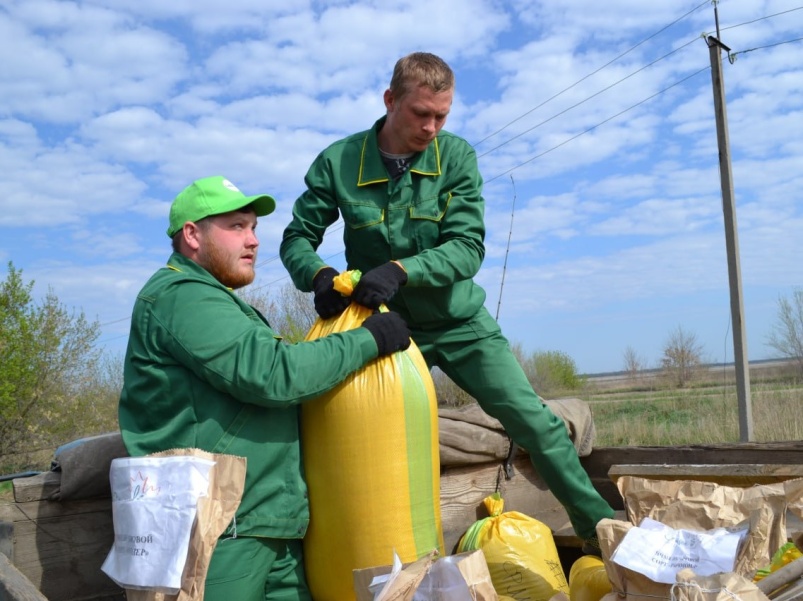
165, 252, 275, 329
357, 116, 442, 186
166, 252, 229, 289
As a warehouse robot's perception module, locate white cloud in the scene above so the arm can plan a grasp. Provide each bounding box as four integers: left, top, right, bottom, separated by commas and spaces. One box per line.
1, 0, 801, 372
0, 2, 187, 122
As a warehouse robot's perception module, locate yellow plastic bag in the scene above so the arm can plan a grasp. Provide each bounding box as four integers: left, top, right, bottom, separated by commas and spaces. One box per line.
456, 493, 569, 601
568, 555, 612, 601
302, 271, 444, 601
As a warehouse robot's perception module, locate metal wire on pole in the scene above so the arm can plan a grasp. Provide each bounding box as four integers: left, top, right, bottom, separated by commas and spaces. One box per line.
498, 175, 520, 480
496, 175, 517, 321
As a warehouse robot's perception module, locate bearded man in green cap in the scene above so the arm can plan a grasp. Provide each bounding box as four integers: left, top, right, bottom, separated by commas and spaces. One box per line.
119, 175, 411, 600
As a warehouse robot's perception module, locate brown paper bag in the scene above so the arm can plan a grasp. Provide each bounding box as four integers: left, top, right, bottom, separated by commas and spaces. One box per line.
598, 507, 772, 601
437, 550, 498, 601
126, 448, 246, 601
671, 568, 771, 601
615, 476, 788, 560
783, 477, 803, 525
364, 550, 498, 601
376, 550, 438, 601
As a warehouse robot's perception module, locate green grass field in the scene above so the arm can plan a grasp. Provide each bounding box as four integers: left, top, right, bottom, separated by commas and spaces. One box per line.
583, 363, 803, 446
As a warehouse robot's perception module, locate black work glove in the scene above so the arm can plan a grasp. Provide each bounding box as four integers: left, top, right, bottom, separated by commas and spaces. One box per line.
352, 262, 408, 310
361, 311, 411, 356
312, 267, 350, 319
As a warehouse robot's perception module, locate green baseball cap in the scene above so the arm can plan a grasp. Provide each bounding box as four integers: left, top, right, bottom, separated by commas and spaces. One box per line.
167, 175, 276, 237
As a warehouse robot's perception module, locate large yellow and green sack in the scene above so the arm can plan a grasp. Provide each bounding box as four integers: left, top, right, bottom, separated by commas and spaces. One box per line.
457, 493, 569, 601
302, 271, 444, 601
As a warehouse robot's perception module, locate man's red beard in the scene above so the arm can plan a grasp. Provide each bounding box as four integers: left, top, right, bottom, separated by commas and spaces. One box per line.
197, 238, 256, 289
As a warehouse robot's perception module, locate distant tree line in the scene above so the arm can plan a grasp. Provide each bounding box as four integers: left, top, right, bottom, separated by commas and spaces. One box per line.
622, 289, 803, 387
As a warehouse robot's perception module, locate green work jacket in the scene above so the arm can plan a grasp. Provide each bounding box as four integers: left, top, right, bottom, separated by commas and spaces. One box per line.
119, 253, 378, 539
281, 116, 487, 329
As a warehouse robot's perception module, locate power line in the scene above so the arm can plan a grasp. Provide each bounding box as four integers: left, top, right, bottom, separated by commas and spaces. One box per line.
714, 4, 803, 63
97, 332, 129, 346
731, 36, 803, 59
248, 250, 344, 294
477, 36, 700, 159
472, 0, 711, 149
495, 175, 517, 322
484, 65, 711, 185
476, 4, 803, 168
255, 223, 345, 269
99, 316, 130, 327
720, 6, 803, 32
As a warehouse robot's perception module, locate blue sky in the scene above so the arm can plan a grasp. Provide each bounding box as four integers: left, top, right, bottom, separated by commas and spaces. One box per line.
1, 0, 801, 374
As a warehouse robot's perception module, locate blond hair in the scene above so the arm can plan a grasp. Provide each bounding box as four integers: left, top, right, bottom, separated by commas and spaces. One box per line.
389, 52, 454, 100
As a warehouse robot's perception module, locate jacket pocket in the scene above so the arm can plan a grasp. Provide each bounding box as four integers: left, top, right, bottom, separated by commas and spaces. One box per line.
409, 191, 451, 251
409, 191, 450, 221
340, 201, 385, 229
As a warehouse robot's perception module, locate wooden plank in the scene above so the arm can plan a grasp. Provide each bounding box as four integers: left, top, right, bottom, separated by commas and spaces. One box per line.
581, 442, 803, 510
1, 497, 124, 601
0, 497, 114, 523
1, 521, 12, 560
0, 552, 47, 601
758, 557, 803, 597
608, 463, 803, 486
770, 578, 803, 601
12, 473, 60, 504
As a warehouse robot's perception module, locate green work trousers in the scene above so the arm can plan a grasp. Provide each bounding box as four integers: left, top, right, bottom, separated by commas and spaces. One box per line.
412, 306, 614, 540
204, 536, 311, 601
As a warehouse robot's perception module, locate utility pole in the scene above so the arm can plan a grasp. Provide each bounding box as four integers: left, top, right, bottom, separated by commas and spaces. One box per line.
706, 27, 754, 441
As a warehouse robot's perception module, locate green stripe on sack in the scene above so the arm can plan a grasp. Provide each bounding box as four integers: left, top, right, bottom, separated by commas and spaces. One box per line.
456, 517, 488, 552
399, 351, 440, 556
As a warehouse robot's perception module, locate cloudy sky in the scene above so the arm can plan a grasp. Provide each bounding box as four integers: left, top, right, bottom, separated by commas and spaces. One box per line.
1, 0, 801, 374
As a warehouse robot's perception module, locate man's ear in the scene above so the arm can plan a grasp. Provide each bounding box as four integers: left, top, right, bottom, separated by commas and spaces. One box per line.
383, 88, 395, 112
183, 221, 202, 251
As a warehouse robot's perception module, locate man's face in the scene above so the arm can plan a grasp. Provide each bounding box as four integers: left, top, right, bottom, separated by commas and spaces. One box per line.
382, 84, 453, 154
195, 209, 259, 289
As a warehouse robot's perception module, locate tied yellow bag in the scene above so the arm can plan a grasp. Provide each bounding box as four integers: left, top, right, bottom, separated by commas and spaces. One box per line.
302, 271, 444, 601
568, 556, 612, 601
457, 493, 569, 601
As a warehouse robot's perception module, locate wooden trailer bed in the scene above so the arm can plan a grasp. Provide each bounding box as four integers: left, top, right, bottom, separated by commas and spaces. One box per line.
3, 401, 803, 600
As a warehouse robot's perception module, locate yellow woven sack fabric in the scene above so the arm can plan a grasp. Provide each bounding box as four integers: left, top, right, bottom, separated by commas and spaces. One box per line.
568, 555, 612, 601
301, 273, 444, 601
457, 493, 569, 601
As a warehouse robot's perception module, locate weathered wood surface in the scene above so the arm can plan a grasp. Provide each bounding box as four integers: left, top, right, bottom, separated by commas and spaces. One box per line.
0, 473, 124, 601
609, 463, 803, 487
771, 578, 803, 601
9, 472, 60, 504
757, 556, 803, 597
0, 552, 48, 601
581, 441, 803, 509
